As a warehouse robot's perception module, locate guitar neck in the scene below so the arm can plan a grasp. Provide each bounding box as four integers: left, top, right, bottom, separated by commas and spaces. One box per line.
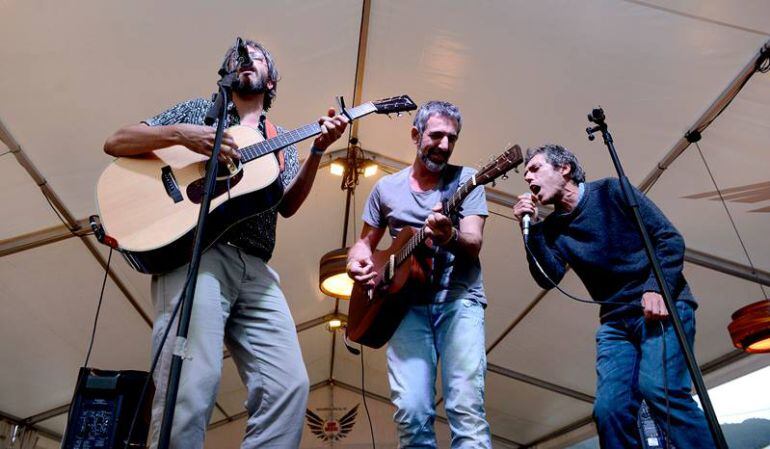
238, 102, 376, 163
391, 176, 479, 268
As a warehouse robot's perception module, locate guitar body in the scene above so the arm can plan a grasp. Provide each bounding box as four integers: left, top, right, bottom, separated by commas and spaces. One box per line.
347, 227, 432, 348
96, 125, 283, 274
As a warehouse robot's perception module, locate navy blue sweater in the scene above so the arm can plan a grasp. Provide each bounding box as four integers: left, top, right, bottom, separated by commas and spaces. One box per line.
525, 178, 694, 321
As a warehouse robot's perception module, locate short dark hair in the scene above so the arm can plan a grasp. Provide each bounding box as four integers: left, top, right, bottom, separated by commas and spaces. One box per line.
222, 39, 280, 111
412, 101, 462, 136
525, 144, 586, 184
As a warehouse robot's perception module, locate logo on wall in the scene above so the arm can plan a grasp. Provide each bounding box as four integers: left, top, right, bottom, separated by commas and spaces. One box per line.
305, 404, 359, 443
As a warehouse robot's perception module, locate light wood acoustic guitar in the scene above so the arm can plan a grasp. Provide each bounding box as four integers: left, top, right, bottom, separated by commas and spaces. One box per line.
346, 144, 523, 348
95, 96, 416, 274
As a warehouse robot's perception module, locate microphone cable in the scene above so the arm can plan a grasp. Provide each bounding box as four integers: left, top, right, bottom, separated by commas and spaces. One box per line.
83, 248, 113, 367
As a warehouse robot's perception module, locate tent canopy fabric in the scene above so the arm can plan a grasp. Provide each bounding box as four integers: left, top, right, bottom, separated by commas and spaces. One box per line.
1, 1, 769, 447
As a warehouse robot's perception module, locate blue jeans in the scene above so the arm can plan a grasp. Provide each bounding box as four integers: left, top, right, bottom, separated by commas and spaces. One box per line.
594, 300, 716, 448
386, 299, 491, 449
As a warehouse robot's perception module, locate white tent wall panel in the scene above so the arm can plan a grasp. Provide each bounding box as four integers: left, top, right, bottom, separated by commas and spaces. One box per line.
481, 205, 554, 342
0, 157, 62, 241
35, 415, 67, 441
651, 73, 770, 270
641, 0, 770, 36
300, 325, 335, 386
209, 407, 227, 425
270, 169, 378, 326
0, 1, 768, 447
484, 370, 593, 444
215, 358, 249, 416
488, 271, 598, 396
357, 1, 767, 191
86, 236, 154, 320
332, 339, 391, 402
0, 238, 150, 418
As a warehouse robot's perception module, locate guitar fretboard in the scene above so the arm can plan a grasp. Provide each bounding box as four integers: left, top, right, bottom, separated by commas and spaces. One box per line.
384, 177, 478, 278
237, 103, 375, 163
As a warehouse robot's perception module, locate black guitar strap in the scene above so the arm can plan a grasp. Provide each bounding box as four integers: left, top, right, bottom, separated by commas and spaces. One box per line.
431, 164, 463, 289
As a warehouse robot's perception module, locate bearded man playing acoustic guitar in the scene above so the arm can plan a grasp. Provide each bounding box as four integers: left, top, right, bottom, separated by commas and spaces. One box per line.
103, 39, 347, 449
347, 101, 491, 448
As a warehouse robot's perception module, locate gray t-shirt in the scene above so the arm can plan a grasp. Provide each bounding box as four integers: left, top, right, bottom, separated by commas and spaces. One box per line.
362, 166, 488, 304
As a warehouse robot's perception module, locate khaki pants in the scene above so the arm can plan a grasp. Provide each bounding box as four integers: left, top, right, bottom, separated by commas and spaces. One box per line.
148, 244, 309, 449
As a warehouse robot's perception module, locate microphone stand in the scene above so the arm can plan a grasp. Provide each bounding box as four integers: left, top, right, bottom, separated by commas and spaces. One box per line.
586, 108, 728, 449
155, 60, 238, 449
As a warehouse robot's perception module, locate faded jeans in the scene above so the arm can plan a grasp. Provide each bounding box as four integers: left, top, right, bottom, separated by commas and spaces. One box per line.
387, 299, 491, 449
594, 300, 716, 448
148, 244, 309, 449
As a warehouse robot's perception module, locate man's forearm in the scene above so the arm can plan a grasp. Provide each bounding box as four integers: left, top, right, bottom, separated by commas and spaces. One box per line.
442, 228, 482, 259
279, 151, 322, 217
104, 124, 180, 157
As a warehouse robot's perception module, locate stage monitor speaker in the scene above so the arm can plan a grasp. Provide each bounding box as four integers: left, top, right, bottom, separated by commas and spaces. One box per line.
61, 367, 153, 449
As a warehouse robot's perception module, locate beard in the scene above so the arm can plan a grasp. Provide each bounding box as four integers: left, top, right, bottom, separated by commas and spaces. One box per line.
233, 72, 269, 97
418, 148, 447, 173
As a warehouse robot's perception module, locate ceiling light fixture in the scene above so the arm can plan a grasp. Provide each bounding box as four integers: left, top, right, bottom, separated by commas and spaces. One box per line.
729, 299, 770, 353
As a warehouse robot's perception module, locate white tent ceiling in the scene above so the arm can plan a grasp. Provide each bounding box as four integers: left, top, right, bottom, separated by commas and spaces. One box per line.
1, 1, 769, 447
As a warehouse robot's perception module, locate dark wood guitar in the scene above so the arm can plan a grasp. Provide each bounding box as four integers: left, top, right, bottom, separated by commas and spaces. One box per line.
346, 144, 523, 348
95, 95, 417, 274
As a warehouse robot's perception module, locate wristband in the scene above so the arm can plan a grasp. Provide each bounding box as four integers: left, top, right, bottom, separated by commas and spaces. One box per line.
310, 146, 325, 156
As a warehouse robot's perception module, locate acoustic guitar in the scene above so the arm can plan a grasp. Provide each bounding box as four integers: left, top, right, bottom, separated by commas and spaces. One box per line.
346, 144, 523, 348
95, 95, 416, 274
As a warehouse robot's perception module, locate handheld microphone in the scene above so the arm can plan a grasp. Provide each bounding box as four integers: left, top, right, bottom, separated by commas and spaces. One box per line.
236, 37, 254, 70
521, 193, 532, 242
522, 214, 531, 241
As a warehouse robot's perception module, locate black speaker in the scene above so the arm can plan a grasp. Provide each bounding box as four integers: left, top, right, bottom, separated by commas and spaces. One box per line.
61, 368, 153, 449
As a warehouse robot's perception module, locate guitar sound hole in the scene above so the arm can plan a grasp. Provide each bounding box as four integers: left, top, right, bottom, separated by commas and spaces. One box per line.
186, 170, 244, 204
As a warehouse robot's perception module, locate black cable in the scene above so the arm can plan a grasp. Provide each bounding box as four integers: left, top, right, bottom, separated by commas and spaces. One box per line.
523, 236, 643, 310
360, 347, 376, 449
83, 248, 113, 366
694, 141, 768, 300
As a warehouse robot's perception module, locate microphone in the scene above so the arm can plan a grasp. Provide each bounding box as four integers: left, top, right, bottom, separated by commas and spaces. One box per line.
236, 37, 254, 70
521, 193, 532, 242
522, 214, 531, 241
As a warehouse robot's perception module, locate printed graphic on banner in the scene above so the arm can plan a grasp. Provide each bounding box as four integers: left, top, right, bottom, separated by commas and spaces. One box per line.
305, 404, 359, 443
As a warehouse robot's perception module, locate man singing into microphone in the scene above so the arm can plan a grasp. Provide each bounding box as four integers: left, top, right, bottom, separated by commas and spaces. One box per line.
512, 144, 714, 448
104, 39, 347, 449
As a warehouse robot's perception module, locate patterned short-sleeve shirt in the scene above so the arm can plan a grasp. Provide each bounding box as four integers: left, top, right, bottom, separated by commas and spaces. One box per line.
144, 97, 300, 261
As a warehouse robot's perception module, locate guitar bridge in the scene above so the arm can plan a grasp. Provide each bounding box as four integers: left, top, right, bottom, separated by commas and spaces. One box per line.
161, 166, 183, 203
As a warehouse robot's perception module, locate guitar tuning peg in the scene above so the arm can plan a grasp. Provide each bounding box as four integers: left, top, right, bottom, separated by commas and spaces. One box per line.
387, 114, 392, 119
396, 112, 403, 117
513, 167, 520, 174
501, 173, 509, 180
491, 180, 497, 188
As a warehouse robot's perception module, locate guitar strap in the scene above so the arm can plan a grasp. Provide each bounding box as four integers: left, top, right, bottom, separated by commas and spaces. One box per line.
263, 118, 285, 172
431, 164, 462, 290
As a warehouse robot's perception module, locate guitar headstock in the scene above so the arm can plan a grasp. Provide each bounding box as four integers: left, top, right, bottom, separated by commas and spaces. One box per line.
475, 144, 524, 186
371, 95, 418, 115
